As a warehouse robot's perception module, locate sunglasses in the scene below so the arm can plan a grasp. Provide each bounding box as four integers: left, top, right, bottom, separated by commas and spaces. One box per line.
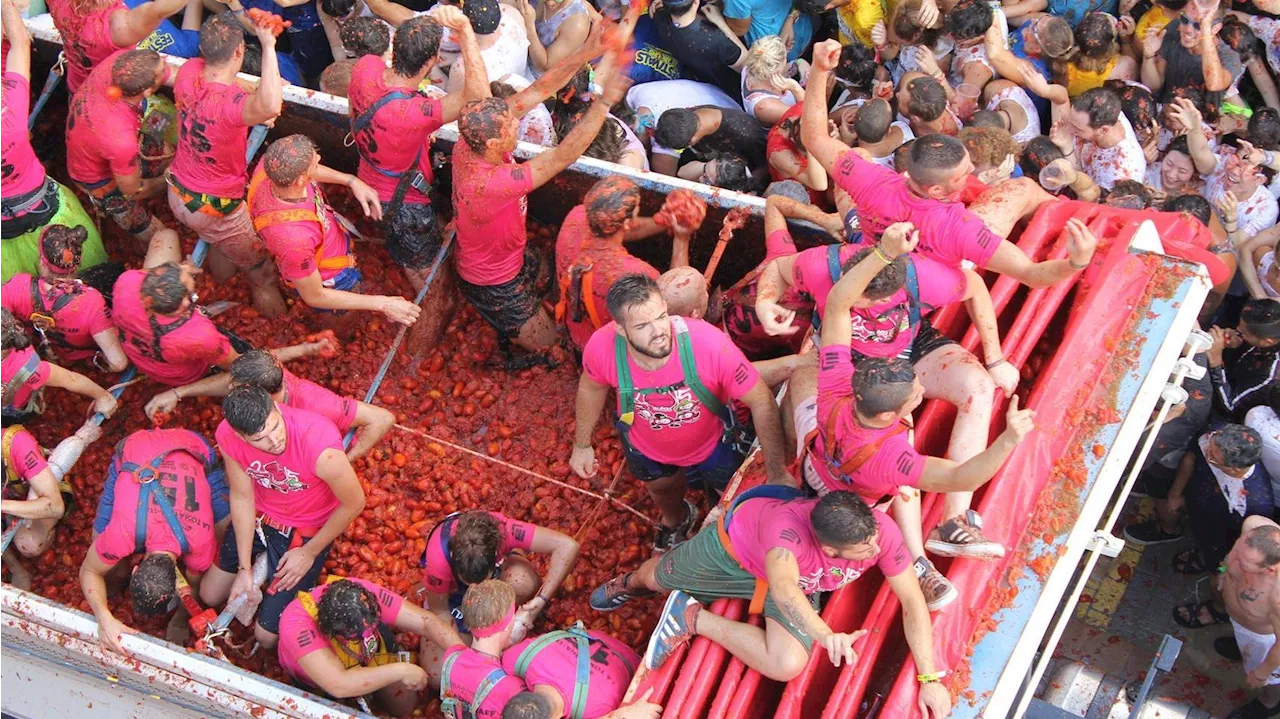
1179, 14, 1223, 28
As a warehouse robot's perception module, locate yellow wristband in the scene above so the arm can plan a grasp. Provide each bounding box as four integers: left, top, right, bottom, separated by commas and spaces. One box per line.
873, 247, 895, 265
917, 670, 949, 683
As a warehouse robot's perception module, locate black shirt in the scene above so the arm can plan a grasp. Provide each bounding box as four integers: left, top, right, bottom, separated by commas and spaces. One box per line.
686, 106, 769, 170
652, 13, 744, 102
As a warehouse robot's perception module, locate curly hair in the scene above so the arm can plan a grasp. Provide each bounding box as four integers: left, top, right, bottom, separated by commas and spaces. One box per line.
459, 97, 511, 152
842, 248, 906, 300
39, 224, 89, 276
584, 176, 641, 238
1, 308, 31, 351
262, 135, 317, 186
316, 579, 382, 638
140, 262, 189, 314
960, 126, 1018, 171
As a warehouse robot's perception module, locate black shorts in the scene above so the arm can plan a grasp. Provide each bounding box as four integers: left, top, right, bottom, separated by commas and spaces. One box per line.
382, 201, 441, 270
851, 317, 955, 365
215, 522, 332, 635
457, 249, 542, 337
618, 425, 751, 488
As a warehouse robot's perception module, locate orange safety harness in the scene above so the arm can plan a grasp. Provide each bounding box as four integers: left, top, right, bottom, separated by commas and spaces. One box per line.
246, 169, 357, 285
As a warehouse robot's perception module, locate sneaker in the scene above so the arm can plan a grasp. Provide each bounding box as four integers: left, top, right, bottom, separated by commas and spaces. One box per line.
1227, 698, 1280, 719
1122, 519, 1184, 546
925, 510, 1006, 560
644, 590, 701, 670
652, 499, 700, 552
914, 557, 958, 611
589, 572, 655, 612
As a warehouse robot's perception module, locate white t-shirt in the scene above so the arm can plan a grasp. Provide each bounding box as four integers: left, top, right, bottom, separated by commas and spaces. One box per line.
1075, 114, 1147, 190
447, 5, 530, 93
1205, 152, 1280, 238
626, 80, 741, 158
1246, 405, 1280, 502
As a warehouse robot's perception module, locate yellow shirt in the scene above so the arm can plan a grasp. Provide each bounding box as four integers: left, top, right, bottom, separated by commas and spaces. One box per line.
837, 0, 895, 48
1065, 56, 1119, 97
1134, 6, 1176, 42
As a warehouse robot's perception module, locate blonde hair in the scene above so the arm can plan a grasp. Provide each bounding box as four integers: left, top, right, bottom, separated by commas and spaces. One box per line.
744, 35, 789, 88
461, 579, 516, 631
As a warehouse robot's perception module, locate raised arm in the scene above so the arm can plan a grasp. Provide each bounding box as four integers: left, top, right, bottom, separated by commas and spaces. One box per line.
242, 21, 285, 126
802, 41, 858, 176
1198, 4, 1232, 93
438, 7, 490, 122
365, 0, 416, 27
2, 0, 30, 80
507, 22, 609, 118
110, 0, 189, 47
519, 0, 591, 73
526, 68, 629, 189
821, 223, 919, 349
1168, 98, 1217, 175
1140, 28, 1166, 93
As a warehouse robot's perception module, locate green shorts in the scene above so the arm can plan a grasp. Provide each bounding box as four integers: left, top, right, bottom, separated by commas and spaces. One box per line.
654, 524, 819, 650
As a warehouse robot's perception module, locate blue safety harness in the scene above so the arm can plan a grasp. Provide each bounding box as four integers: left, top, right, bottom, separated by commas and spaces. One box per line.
350, 90, 429, 196
810, 243, 929, 333
113, 434, 218, 556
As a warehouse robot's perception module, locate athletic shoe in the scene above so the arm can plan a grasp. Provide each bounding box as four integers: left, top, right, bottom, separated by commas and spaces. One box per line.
644, 591, 701, 671
914, 557, 958, 611
1122, 520, 1184, 546
925, 510, 1006, 560
652, 499, 701, 552
589, 572, 655, 612
1227, 698, 1280, 719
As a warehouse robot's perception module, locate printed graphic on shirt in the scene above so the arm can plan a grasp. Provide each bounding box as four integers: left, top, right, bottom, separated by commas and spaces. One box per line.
635, 385, 702, 430
245, 459, 306, 493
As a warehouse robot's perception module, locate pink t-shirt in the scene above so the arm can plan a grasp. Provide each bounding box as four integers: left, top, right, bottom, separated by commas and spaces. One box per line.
47, 0, 124, 94
791, 245, 966, 359
347, 55, 442, 204
2, 275, 114, 362
582, 317, 759, 466
92, 429, 220, 572
502, 630, 639, 719
112, 270, 232, 387
1, 347, 51, 410
2, 74, 46, 197
170, 60, 252, 199
554, 206, 661, 350
723, 229, 813, 360
282, 370, 358, 432
728, 497, 911, 593
422, 511, 538, 596
249, 165, 353, 285
811, 344, 925, 499
452, 141, 535, 286
833, 149, 1002, 269
4, 428, 47, 482
442, 645, 528, 719
65, 50, 144, 186
277, 578, 404, 685
215, 403, 343, 529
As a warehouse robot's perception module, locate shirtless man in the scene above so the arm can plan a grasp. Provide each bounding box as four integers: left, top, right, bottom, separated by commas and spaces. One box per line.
1222, 517, 1280, 719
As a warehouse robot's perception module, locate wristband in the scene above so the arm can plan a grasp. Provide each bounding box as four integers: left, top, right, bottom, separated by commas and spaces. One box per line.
170, 388, 181, 404
573, 442, 592, 450
918, 670, 949, 683
1069, 257, 1090, 270
873, 247, 896, 264
984, 358, 1006, 370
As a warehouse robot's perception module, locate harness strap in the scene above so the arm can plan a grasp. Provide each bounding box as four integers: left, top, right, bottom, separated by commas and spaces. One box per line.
614, 316, 729, 426
2, 351, 43, 408
136, 480, 190, 556
2, 425, 25, 487
717, 484, 806, 615
247, 169, 357, 280
512, 625, 593, 719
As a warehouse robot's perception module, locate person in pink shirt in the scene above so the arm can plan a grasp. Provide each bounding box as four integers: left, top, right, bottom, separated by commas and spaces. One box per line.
784, 231, 1038, 610
142, 348, 394, 461
65, 48, 177, 248
345, 9, 486, 346
1, 0, 104, 283
441, 580, 660, 719
797, 40, 1098, 289
2, 225, 127, 370
450, 37, 629, 366
79, 428, 229, 653
200, 386, 366, 648
418, 509, 578, 666
590, 489, 951, 717
47, 0, 189, 93
570, 274, 793, 552
168, 12, 287, 318
247, 134, 419, 333
554, 178, 703, 352
716, 188, 830, 362
276, 578, 461, 715
111, 262, 238, 388
2, 308, 118, 423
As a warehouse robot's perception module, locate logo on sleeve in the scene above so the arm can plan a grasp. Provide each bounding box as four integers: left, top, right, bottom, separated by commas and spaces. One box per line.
733, 363, 750, 386
895, 451, 914, 477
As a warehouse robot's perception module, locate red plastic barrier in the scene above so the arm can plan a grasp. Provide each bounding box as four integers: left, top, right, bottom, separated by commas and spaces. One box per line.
877, 212, 1202, 717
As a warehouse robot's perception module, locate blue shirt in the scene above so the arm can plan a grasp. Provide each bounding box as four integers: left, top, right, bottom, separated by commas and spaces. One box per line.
722, 0, 813, 62
630, 15, 683, 85
123, 0, 200, 58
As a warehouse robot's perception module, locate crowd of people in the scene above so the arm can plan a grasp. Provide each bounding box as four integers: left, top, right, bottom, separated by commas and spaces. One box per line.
1, 0, 1279, 715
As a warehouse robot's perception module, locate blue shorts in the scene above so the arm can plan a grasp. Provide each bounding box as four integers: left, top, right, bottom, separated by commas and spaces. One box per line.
294, 266, 362, 314
617, 422, 750, 488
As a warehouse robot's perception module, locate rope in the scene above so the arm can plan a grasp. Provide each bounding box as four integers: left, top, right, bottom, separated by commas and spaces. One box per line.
390, 423, 654, 526
573, 462, 626, 542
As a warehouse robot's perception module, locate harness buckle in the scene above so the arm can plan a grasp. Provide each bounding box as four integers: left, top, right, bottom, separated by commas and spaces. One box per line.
397, 650, 412, 663
29, 313, 55, 331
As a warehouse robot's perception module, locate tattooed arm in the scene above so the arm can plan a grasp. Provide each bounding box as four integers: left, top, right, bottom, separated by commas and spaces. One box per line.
764, 548, 866, 667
